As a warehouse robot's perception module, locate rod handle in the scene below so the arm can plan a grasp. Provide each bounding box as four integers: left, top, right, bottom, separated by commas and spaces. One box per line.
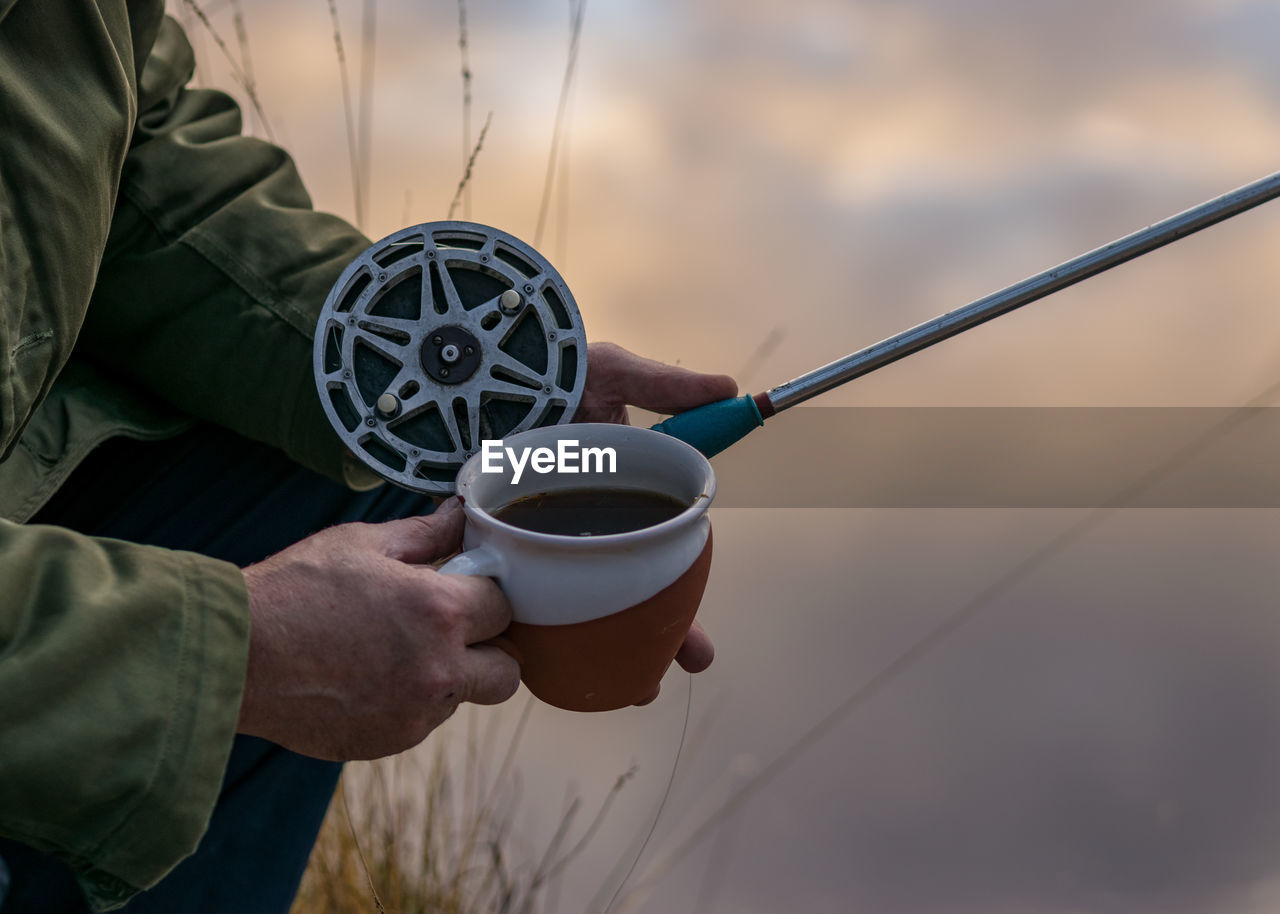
649, 395, 764, 457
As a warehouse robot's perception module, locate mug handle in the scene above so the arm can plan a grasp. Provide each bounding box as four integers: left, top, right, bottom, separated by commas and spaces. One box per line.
437, 545, 522, 665
438, 543, 505, 578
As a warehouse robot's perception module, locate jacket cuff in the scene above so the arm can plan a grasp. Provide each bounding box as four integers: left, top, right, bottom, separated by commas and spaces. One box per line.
76, 553, 249, 911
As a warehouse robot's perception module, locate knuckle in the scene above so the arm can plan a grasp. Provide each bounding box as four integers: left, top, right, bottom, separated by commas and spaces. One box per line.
427, 589, 468, 634
412, 661, 460, 703
419, 657, 451, 690
401, 513, 438, 540
381, 518, 427, 561
587, 341, 619, 373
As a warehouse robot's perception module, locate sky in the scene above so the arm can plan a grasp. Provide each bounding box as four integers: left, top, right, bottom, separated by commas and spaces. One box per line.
169, 1, 1280, 911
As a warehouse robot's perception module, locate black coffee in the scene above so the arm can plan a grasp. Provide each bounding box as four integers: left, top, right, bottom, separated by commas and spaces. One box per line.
493, 488, 689, 536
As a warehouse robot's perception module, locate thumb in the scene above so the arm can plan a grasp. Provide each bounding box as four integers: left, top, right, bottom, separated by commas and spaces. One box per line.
376, 497, 466, 564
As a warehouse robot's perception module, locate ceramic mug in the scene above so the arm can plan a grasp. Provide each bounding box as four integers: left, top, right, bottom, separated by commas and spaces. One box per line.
438, 423, 715, 712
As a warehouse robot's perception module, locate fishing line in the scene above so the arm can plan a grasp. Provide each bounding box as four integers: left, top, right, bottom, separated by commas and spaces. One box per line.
597, 672, 695, 914
464, 692, 535, 856
618, 375, 1280, 907
340, 771, 388, 914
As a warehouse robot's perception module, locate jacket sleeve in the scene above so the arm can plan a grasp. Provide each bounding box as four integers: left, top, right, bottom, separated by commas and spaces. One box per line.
0, 519, 249, 911
75, 16, 381, 491
0, 7, 272, 909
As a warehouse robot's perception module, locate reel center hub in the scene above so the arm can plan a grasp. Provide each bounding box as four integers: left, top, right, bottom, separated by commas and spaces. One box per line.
421, 325, 480, 384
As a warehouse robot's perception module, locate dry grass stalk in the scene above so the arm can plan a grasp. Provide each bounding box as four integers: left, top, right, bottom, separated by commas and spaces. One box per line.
456, 0, 473, 220
325, 0, 365, 228
226, 0, 259, 135
180, 0, 276, 139
358, 0, 377, 225
532, 0, 587, 248
447, 111, 493, 220
293, 705, 637, 914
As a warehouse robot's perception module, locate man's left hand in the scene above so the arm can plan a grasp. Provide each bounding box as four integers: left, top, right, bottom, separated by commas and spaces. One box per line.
576, 341, 737, 692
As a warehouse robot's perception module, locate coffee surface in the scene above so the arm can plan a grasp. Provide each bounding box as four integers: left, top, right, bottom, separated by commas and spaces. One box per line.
492, 488, 689, 536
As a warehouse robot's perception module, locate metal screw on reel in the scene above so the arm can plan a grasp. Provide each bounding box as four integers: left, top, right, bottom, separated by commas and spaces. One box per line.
314, 221, 589, 494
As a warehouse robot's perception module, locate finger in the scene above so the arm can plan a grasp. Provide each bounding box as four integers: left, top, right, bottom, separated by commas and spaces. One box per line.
571, 400, 632, 425
588, 342, 738, 414
437, 572, 513, 644
377, 497, 465, 564
674, 620, 714, 673
634, 685, 660, 706
460, 644, 522, 705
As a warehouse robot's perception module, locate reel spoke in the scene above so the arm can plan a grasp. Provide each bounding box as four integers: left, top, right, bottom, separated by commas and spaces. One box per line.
455, 389, 483, 450
439, 397, 483, 456
481, 378, 542, 403
486, 350, 547, 389
350, 329, 412, 367
358, 315, 422, 344
441, 405, 466, 455
430, 257, 466, 315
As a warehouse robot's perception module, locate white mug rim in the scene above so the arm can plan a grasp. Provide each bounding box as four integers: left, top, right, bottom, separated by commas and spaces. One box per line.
453, 423, 716, 548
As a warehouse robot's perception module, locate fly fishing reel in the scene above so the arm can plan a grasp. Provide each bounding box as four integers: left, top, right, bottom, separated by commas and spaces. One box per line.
314, 222, 588, 493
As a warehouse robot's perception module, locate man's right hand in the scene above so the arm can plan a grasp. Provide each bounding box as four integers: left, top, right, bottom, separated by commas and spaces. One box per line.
236, 497, 519, 761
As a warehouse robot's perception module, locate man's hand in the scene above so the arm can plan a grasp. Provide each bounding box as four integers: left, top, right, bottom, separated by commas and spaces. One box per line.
237, 497, 519, 761
575, 341, 739, 426
577, 341, 736, 691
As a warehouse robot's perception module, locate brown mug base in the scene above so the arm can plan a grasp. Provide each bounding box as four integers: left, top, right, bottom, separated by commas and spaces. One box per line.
494, 532, 714, 712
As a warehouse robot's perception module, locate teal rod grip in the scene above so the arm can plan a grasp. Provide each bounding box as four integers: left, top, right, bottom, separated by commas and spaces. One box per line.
649, 395, 764, 458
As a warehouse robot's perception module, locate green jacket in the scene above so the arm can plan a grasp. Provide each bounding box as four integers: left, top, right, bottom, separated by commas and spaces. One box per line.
1, 2, 379, 908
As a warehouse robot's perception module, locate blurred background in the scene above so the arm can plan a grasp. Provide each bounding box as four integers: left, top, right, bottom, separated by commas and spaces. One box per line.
168, 1, 1280, 911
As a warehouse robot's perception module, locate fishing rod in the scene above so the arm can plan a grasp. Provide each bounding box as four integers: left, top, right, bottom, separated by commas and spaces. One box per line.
316, 171, 1280, 492
651, 170, 1280, 456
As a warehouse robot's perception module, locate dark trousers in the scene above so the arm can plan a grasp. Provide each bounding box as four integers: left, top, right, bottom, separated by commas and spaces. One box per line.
0, 425, 433, 913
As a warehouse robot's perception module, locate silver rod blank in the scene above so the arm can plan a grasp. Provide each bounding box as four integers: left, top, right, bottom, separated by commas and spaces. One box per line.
764, 171, 1280, 413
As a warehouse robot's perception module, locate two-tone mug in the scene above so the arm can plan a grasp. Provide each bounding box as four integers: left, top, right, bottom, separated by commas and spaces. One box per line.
439, 423, 715, 711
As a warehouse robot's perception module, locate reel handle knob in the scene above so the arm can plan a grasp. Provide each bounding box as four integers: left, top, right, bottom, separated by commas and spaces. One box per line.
649, 395, 765, 458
